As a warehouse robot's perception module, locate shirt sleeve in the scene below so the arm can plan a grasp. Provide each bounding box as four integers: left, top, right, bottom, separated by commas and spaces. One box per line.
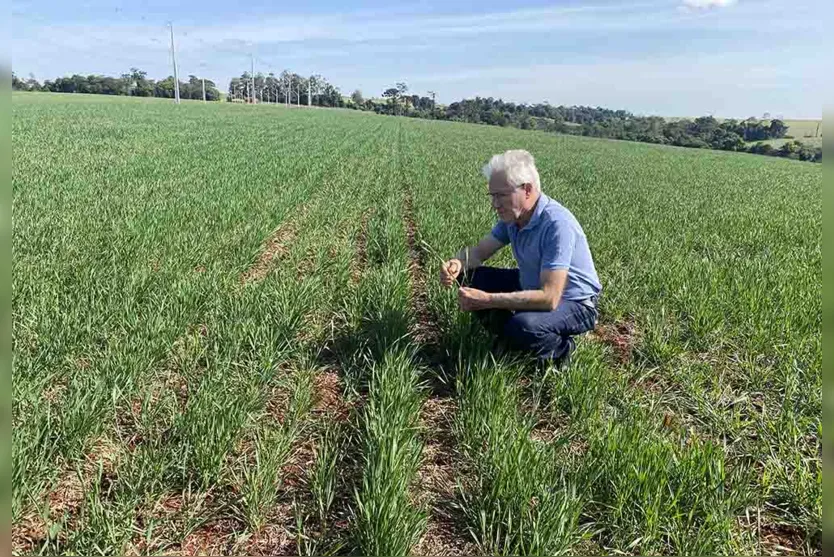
541, 221, 575, 271
491, 221, 510, 244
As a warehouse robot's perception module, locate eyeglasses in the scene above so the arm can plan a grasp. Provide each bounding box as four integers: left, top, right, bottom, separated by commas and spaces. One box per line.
486, 184, 526, 200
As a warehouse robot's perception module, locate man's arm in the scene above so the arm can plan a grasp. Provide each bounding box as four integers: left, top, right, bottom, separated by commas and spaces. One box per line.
482, 220, 574, 311
455, 233, 505, 269
441, 233, 505, 287
488, 269, 567, 311
459, 268, 567, 312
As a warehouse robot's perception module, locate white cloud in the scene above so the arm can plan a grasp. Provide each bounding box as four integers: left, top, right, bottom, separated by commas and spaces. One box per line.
10, 0, 829, 118
14, 1, 753, 58
681, 0, 736, 9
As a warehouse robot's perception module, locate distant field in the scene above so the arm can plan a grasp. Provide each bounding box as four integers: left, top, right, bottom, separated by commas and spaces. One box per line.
781, 119, 822, 139
669, 117, 820, 132
668, 116, 822, 148
746, 120, 822, 149
13, 92, 821, 555
754, 136, 823, 149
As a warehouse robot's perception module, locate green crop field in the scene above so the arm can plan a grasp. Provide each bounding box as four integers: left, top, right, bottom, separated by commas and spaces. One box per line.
781, 119, 822, 139
12, 92, 821, 555
751, 120, 822, 150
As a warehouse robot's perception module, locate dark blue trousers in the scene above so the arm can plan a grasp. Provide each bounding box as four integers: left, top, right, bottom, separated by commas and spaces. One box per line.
462, 266, 598, 364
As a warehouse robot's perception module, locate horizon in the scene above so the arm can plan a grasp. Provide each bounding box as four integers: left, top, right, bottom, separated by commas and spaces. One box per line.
11, 0, 830, 120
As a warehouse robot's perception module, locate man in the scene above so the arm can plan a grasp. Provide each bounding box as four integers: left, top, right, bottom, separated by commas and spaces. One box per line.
439, 149, 601, 369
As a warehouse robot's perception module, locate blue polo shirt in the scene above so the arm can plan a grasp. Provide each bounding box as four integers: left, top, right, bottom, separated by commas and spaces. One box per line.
491, 193, 601, 303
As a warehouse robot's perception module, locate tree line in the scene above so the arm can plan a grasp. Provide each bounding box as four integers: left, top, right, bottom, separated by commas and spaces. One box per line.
226, 70, 343, 107
347, 86, 821, 163
12, 69, 222, 100
12, 68, 820, 162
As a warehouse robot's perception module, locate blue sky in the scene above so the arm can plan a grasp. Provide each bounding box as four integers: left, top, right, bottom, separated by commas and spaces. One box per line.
10, 0, 830, 118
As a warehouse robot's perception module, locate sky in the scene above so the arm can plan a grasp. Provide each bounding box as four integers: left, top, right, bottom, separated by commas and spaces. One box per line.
9, 0, 831, 118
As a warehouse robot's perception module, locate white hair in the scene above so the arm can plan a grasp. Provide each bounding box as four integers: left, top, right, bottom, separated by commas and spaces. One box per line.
481, 149, 541, 192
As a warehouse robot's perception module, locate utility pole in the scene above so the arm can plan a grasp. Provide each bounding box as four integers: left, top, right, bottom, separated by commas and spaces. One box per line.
202, 77, 206, 102
169, 22, 181, 104
250, 55, 255, 104
428, 90, 436, 115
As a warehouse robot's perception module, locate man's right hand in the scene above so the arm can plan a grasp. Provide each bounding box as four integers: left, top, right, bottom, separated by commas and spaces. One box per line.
440, 259, 463, 288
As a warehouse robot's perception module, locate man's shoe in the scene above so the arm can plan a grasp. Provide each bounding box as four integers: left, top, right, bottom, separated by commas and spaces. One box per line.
491, 337, 511, 356
554, 337, 576, 370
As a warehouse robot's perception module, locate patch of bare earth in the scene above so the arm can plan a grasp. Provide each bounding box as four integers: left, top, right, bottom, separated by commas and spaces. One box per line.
234, 369, 351, 556
403, 192, 439, 348
13, 435, 122, 553
759, 522, 810, 555
529, 412, 569, 445
264, 381, 291, 425
178, 518, 240, 556
313, 369, 353, 423
41, 382, 67, 406
240, 209, 306, 285
588, 320, 640, 365
128, 491, 244, 556
413, 397, 475, 556
239, 521, 293, 556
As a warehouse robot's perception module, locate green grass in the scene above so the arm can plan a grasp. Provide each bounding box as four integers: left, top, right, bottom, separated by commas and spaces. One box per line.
13, 92, 821, 555
781, 119, 822, 138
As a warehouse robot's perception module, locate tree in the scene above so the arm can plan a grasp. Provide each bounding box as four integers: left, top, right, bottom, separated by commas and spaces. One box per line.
23, 73, 42, 92
351, 89, 364, 106
396, 82, 409, 111
778, 140, 801, 159
131, 68, 154, 97
308, 74, 324, 105
427, 90, 437, 116
768, 119, 788, 138
382, 87, 400, 115
154, 76, 176, 99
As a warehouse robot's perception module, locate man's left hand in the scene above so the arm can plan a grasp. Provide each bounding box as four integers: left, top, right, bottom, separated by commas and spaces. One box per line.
458, 287, 493, 311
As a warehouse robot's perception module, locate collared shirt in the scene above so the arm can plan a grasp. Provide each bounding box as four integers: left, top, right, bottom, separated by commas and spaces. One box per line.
491, 192, 602, 304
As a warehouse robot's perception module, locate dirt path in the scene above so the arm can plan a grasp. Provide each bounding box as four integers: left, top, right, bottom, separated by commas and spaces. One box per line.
402, 188, 474, 555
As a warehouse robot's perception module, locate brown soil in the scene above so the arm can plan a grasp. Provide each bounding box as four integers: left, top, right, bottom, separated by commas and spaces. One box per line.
12, 434, 122, 553
240, 210, 305, 285
240, 521, 294, 556
178, 518, 240, 556
412, 398, 474, 556
759, 522, 811, 555
403, 192, 439, 348
313, 370, 352, 423
589, 320, 639, 364
401, 191, 475, 554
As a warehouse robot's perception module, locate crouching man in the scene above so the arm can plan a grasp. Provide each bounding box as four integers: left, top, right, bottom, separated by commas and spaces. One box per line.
439, 149, 601, 369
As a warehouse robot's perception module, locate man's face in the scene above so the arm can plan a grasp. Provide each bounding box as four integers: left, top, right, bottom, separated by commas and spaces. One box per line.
488, 171, 528, 223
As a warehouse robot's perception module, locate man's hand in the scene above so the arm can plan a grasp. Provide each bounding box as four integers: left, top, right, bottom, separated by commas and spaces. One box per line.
458, 287, 493, 311
440, 259, 463, 288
